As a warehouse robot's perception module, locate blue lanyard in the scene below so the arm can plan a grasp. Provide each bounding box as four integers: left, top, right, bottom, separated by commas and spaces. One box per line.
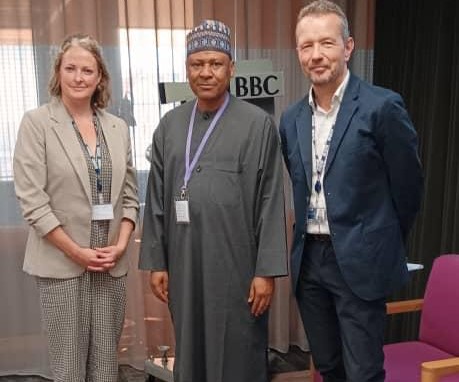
311, 113, 334, 194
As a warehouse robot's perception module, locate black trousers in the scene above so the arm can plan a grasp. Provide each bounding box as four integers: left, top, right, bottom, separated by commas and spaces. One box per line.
296, 239, 386, 382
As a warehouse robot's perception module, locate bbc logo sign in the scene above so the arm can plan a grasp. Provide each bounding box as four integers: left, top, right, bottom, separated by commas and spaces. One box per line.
230, 72, 284, 99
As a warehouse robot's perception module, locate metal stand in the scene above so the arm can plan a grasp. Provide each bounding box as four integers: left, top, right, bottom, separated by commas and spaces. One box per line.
144, 357, 174, 382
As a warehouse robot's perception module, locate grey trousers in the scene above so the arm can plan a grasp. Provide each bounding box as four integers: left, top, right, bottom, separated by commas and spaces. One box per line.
37, 272, 126, 382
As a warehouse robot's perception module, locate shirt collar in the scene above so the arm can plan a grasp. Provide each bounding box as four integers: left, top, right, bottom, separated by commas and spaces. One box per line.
308, 69, 350, 110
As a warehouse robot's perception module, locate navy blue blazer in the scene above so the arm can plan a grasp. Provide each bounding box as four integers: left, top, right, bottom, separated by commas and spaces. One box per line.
279, 74, 423, 301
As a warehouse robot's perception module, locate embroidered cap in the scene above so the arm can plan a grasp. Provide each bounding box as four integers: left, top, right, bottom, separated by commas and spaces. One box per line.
186, 19, 232, 58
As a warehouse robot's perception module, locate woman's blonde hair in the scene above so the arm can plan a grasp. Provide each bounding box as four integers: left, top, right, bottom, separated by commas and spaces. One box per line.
48, 33, 111, 108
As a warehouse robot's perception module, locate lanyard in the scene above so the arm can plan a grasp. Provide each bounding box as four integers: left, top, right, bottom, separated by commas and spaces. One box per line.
182, 92, 230, 194
72, 116, 104, 202
311, 113, 334, 194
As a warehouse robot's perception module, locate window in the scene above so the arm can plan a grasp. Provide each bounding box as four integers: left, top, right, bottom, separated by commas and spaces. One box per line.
119, 28, 188, 171
0, 29, 37, 180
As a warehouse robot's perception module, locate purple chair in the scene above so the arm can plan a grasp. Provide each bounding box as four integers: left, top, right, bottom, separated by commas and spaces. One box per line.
311, 254, 459, 382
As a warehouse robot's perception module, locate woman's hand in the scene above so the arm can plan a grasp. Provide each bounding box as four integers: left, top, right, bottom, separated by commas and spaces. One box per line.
91, 245, 125, 271
71, 246, 116, 272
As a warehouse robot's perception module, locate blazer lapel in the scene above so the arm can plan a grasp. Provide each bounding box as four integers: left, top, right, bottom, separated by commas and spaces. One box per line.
325, 75, 359, 175
97, 111, 125, 206
295, 101, 313, 191
49, 99, 92, 203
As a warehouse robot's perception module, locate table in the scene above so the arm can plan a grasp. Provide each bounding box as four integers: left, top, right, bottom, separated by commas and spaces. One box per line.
407, 262, 424, 272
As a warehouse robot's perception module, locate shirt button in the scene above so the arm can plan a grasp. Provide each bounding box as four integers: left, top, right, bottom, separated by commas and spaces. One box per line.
196, 166, 201, 172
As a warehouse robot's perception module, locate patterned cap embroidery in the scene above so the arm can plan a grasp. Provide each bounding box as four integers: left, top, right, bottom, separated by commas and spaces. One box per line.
186, 19, 232, 58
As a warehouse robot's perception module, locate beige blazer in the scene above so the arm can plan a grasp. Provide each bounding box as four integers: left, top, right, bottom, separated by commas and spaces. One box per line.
13, 98, 139, 278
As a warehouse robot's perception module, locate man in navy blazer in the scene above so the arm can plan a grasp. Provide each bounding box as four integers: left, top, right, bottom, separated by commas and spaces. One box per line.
279, 1, 423, 381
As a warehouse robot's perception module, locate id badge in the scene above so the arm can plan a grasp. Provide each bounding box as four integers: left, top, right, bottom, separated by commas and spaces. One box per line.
307, 207, 316, 223
307, 207, 326, 224
175, 189, 190, 224
92, 204, 114, 221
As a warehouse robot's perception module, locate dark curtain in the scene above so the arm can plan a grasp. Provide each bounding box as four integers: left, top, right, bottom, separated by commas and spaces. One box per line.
373, 0, 459, 342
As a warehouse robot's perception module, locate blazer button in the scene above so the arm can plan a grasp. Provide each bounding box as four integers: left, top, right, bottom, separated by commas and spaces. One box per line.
301, 233, 305, 240
196, 166, 201, 172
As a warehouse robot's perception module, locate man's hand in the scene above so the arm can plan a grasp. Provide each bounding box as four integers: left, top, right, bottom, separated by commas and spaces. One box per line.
150, 271, 169, 303
248, 276, 274, 317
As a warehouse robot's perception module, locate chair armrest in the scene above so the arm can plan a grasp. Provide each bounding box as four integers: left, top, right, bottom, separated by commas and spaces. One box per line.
386, 299, 423, 314
421, 357, 459, 382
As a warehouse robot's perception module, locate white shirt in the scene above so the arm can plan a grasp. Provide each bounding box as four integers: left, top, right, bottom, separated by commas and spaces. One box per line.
307, 70, 350, 235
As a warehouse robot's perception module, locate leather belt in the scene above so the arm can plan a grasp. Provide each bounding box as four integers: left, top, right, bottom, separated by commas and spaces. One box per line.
306, 234, 331, 242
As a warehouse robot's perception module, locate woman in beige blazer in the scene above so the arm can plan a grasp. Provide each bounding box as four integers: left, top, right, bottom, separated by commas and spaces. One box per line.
13, 33, 139, 382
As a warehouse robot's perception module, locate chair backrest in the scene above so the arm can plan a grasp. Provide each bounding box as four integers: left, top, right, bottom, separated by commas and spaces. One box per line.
419, 254, 459, 355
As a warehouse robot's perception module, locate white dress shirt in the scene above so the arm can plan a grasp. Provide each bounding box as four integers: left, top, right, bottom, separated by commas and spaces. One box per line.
307, 70, 350, 235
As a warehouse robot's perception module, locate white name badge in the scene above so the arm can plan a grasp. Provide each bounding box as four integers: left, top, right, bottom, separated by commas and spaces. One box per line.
92, 204, 114, 221
175, 200, 190, 224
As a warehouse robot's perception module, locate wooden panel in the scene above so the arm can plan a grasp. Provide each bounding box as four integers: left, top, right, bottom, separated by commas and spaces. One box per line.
386, 299, 424, 315
422, 357, 459, 382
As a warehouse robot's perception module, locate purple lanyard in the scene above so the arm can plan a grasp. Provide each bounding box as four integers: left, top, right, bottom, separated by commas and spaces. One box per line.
183, 92, 230, 191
